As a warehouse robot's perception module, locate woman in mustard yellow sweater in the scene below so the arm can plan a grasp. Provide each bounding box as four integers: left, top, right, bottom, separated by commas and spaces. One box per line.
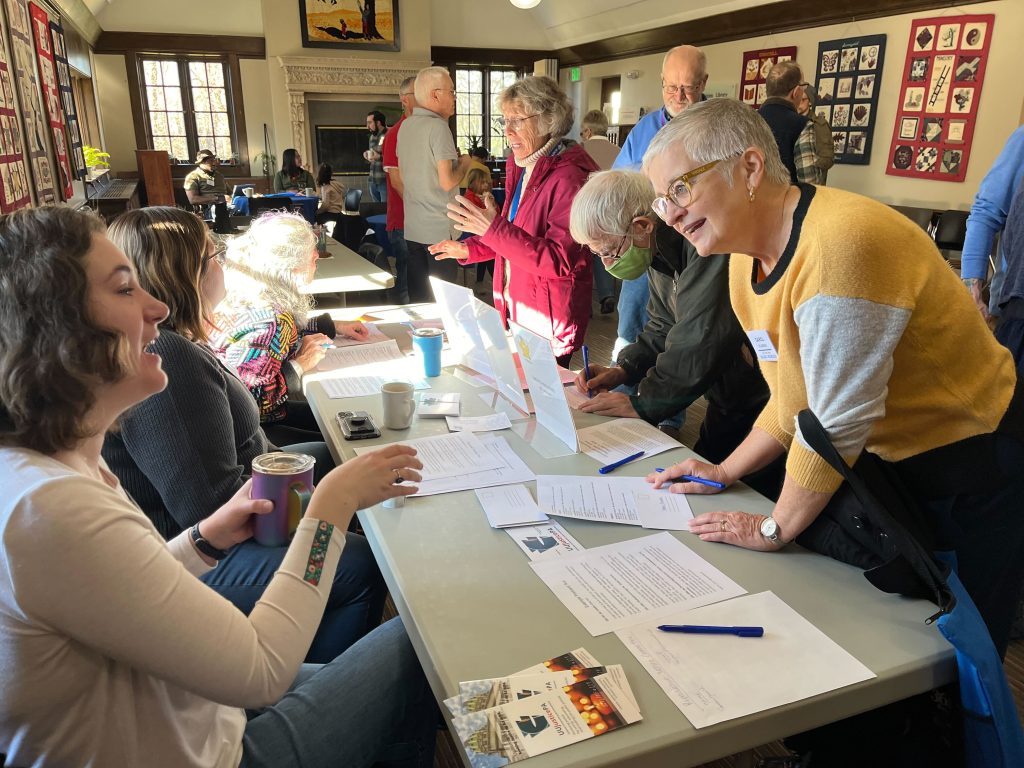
643, 98, 1024, 657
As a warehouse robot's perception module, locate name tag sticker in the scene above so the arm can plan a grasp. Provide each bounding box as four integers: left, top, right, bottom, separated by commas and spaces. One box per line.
746, 330, 779, 362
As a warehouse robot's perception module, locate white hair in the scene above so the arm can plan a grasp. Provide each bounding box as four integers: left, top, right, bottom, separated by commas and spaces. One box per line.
221, 211, 315, 321
641, 98, 791, 187
662, 45, 707, 78
499, 76, 575, 139
414, 66, 450, 106
569, 170, 655, 245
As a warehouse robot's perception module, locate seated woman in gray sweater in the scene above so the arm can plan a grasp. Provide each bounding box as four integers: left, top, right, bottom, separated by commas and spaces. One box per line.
102, 207, 385, 662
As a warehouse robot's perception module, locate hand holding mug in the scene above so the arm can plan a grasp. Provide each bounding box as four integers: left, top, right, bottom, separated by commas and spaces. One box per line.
199, 479, 273, 552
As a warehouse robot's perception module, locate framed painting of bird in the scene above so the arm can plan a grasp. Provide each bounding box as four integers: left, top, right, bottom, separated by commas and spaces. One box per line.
299, 0, 400, 51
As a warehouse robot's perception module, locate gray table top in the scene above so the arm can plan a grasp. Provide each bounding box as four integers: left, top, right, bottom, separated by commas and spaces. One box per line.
306, 351, 954, 768
303, 239, 394, 295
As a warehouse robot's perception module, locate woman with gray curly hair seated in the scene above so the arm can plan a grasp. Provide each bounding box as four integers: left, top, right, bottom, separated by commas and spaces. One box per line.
211, 212, 368, 445
430, 75, 598, 366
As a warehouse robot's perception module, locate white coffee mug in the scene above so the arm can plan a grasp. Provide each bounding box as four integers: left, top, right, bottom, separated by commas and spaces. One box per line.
304, 187, 316, 197
381, 381, 415, 430
243, 187, 255, 198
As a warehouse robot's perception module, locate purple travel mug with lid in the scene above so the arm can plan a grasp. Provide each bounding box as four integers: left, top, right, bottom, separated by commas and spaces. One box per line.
251, 452, 315, 546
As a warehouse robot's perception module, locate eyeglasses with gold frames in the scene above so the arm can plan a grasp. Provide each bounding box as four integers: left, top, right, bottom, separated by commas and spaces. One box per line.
496, 114, 541, 133
652, 158, 730, 220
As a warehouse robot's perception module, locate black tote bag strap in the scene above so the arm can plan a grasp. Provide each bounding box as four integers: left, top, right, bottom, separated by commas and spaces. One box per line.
797, 409, 954, 619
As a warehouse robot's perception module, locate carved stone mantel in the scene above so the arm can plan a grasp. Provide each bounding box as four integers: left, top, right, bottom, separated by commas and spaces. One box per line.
277, 56, 429, 161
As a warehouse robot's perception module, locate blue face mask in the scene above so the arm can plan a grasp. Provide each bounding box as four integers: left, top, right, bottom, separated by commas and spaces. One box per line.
604, 244, 653, 281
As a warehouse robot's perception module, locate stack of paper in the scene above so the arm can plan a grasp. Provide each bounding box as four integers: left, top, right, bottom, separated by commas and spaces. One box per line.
445, 413, 513, 432
355, 431, 503, 481
475, 484, 549, 528
392, 435, 536, 497
418, 392, 460, 417
318, 339, 429, 398
577, 418, 682, 465
444, 649, 642, 766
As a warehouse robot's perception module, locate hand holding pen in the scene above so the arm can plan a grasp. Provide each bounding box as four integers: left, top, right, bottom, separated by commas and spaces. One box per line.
647, 460, 730, 494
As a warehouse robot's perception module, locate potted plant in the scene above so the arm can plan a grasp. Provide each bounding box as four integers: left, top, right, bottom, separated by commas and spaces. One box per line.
83, 145, 110, 178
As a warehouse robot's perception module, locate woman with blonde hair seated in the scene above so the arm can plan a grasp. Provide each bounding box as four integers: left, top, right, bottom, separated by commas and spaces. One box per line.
103, 206, 387, 662
0, 205, 434, 767
211, 211, 368, 444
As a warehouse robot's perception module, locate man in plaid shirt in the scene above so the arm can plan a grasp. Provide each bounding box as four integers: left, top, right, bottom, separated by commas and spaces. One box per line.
758, 61, 823, 185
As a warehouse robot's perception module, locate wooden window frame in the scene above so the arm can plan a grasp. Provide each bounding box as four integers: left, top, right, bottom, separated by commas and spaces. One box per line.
452, 64, 524, 157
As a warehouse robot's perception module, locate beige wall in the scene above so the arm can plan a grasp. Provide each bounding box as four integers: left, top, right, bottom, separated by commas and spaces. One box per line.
92, 53, 137, 174
431, 0, 551, 48
564, 0, 1024, 209
240, 57, 274, 172
95, 0, 263, 35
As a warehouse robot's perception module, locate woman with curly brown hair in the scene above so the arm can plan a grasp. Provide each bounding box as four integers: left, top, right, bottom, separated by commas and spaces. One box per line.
0, 206, 434, 768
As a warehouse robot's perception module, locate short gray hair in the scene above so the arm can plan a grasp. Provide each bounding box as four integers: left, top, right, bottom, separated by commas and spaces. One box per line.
765, 61, 803, 98
399, 75, 415, 94
222, 211, 315, 322
581, 109, 609, 136
499, 76, 574, 139
414, 66, 449, 105
569, 170, 655, 245
641, 98, 791, 187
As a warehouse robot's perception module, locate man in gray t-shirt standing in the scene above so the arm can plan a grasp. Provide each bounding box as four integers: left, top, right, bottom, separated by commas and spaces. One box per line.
397, 66, 473, 302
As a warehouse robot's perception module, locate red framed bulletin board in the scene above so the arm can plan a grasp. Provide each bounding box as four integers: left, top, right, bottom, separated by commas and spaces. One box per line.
28, 1, 72, 199
0, 2, 31, 211
885, 14, 994, 182
739, 46, 797, 109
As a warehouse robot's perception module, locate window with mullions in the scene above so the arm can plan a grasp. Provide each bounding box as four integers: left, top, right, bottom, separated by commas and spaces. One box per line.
141, 57, 237, 164
454, 66, 520, 156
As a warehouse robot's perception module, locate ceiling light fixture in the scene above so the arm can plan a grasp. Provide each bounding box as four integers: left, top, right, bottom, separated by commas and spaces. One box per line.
509, 0, 542, 9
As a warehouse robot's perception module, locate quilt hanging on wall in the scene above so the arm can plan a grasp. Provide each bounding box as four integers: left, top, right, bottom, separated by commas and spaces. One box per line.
739, 46, 797, 109
48, 18, 85, 179
28, 1, 72, 199
0, 1, 32, 211
812, 34, 887, 165
885, 14, 995, 182
4, 0, 55, 203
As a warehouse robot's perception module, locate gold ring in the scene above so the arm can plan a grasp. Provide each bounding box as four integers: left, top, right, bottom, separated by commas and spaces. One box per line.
720, 520, 728, 532
393, 469, 404, 483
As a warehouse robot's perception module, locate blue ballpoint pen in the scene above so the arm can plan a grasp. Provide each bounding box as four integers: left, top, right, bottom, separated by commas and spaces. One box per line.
581, 344, 593, 398
657, 624, 764, 638
599, 450, 645, 475
654, 469, 726, 490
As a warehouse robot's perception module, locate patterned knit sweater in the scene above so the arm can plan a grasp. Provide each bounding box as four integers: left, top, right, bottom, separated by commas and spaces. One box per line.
211, 307, 335, 423
729, 184, 1017, 493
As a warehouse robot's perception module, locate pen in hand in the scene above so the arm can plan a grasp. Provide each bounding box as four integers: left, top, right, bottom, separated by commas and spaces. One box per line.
657, 624, 764, 637
581, 344, 593, 398
654, 469, 726, 490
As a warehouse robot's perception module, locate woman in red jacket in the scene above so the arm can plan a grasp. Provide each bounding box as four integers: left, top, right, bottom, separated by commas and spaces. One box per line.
430, 76, 598, 366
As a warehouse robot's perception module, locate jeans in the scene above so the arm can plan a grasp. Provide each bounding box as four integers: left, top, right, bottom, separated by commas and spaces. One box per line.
368, 180, 387, 203
405, 240, 457, 303
388, 229, 410, 304
995, 304, 1024, 375
201, 531, 386, 664
241, 618, 437, 768
592, 255, 615, 300
613, 272, 649, 359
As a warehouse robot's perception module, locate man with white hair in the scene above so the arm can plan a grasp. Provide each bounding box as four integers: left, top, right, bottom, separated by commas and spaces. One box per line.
397, 66, 474, 302
611, 44, 709, 357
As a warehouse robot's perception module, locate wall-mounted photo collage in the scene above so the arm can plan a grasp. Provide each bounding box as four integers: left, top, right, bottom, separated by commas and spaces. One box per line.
886, 14, 994, 182
28, 1, 72, 200
0, 0, 30, 212
739, 46, 797, 109
813, 34, 886, 165
49, 19, 85, 180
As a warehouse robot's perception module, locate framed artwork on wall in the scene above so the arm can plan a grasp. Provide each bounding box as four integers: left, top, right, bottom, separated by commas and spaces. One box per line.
48, 19, 85, 179
813, 34, 887, 166
885, 14, 994, 183
739, 46, 797, 109
28, 1, 72, 200
0, 0, 32, 211
298, 0, 399, 52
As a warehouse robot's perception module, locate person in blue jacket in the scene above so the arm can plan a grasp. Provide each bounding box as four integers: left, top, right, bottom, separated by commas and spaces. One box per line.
611, 44, 708, 359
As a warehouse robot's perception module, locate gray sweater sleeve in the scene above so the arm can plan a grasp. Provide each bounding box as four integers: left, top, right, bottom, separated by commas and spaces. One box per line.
116, 332, 259, 531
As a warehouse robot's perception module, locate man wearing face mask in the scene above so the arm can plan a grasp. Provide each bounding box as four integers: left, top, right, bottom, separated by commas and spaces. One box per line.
570, 170, 773, 491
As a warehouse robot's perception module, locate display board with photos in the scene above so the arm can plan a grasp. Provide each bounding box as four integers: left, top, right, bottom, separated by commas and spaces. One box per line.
4, 0, 55, 204
28, 2, 72, 199
813, 34, 886, 165
739, 46, 797, 109
48, 19, 85, 179
886, 14, 994, 182
0, 1, 31, 211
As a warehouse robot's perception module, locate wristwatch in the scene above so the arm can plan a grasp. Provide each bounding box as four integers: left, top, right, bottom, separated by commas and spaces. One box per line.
190, 524, 229, 561
759, 515, 782, 544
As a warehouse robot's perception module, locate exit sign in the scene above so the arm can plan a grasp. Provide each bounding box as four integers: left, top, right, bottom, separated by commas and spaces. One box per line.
570, 67, 581, 82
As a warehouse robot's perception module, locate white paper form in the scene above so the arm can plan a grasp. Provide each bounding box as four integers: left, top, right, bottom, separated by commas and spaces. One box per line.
405, 435, 536, 497
322, 376, 429, 398
328, 323, 389, 347
476, 484, 549, 528
506, 521, 584, 561
510, 322, 578, 453
634, 490, 694, 530
315, 339, 404, 373
616, 591, 876, 728
577, 418, 682, 465
530, 532, 747, 635
563, 385, 591, 411
355, 431, 502, 481
445, 413, 513, 432
536, 475, 648, 525
430, 277, 494, 379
